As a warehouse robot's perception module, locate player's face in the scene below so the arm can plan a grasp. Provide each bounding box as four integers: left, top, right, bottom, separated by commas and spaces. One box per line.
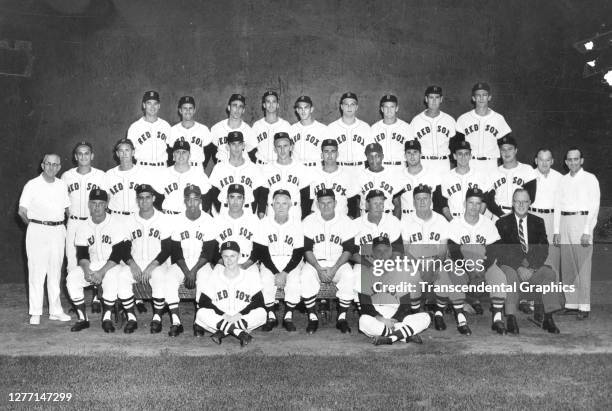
425, 94, 443, 110
405, 149, 421, 167
295, 102, 313, 121
74, 146, 93, 167
500, 144, 517, 163
228, 141, 244, 157
173, 149, 190, 165
464, 196, 482, 218
340, 99, 358, 118
372, 243, 393, 260
454, 149, 472, 167
512, 190, 531, 217
179, 103, 195, 121
367, 196, 385, 215
136, 192, 155, 213
565, 149, 583, 173
227, 193, 245, 211
414, 193, 432, 213
143, 100, 160, 117
535, 150, 554, 174
380, 102, 398, 120
274, 138, 293, 160
88, 199, 108, 219
272, 194, 291, 218
317, 196, 336, 218
321, 145, 338, 164
263, 95, 279, 114
116, 143, 134, 164
41, 154, 61, 178
366, 151, 384, 171
184, 193, 202, 212
472, 90, 491, 108
228, 101, 245, 120
221, 250, 240, 269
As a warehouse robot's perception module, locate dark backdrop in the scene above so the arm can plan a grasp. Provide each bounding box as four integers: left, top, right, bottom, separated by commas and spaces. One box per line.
1, 0, 611, 282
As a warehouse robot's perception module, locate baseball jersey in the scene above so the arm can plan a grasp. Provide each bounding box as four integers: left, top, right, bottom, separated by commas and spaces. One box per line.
171, 212, 217, 267
19, 175, 70, 221
530, 168, 562, 210
411, 110, 456, 158
61, 167, 106, 218
303, 212, 357, 262
327, 118, 372, 164
397, 166, 441, 214
447, 216, 500, 246
200, 268, 263, 315
441, 168, 492, 217
104, 165, 153, 213
261, 161, 311, 218
354, 213, 401, 254
309, 166, 359, 215
251, 117, 291, 163
126, 117, 172, 164
370, 118, 413, 162
75, 215, 130, 263
209, 160, 264, 207
168, 121, 212, 165
357, 167, 401, 213
128, 210, 173, 266
215, 211, 260, 264
210, 119, 256, 162
255, 216, 304, 270
158, 166, 211, 212
455, 109, 511, 159
401, 211, 450, 258
491, 163, 537, 210
290, 120, 328, 164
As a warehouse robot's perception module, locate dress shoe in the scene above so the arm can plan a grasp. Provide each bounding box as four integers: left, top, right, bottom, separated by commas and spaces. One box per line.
306, 315, 319, 334
210, 331, 225, 345
49, 312, 71, 322
336, 319, 351, 334
168, 324, 184, 337
542, 317, 560, 334
372, 336, 393, 345
193, 323, 206, 337
124, 320, 138, 334
261, 318, 277, 332
136, 301, 148, 314
519, 301, 533, 314
150, 320, 162, 334
71, 320, 90, 332
29, 315, 41, 325
282, 319, 297, 332
102, 320, 115, 333
560, 308, 579, 315
457, 324, 472, 336
577, 311, 590, 320
91, 300, 101, 314
238, 331, 253, 347
533, 304, 544, 324
407, 334, 423, 344
471, 302, 484, 315
506, 315, 519, 335
434, 315, 446, 331
492, 320, 507, 335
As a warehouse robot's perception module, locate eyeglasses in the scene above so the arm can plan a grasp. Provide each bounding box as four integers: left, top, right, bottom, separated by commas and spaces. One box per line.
43, 162, 61, 167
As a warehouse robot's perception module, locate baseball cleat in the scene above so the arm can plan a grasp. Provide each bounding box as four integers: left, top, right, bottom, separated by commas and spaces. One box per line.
407, 334, 423, 344
210, 331, 225, 345
102, 319, 115, 333
560, 308, 579, 315
434, 315, 446, 331
492, 320, 507, 335
124, 320, 138, 334
150, 320, 162, 334
372, 336, 393, 345
306, 318, 319, 334
193, 323, 206, 337
471, 302, 484, 315
261, 318, 277, 332
506, 315, 519, 335
577, 311, 590, 320
70, 320, 90, 332
282, 319, 297, 332
457, 324, 472, 336
336, 319, 351, 334
91, 300, 101, 314
519, 301, 532, 314
238, 331, 253, 348
136, 301, 148, 314
542, 317, 560, 334
168, 324, 184, 337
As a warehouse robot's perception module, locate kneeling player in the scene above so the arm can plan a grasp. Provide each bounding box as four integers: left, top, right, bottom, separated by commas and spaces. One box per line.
358, 236, 431, 345
194, 241, 266, 347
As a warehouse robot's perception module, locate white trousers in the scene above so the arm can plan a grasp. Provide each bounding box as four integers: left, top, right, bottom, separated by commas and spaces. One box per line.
300, 261, 355, 301
67, 262, 133, 302
260, 263, 302, 306
195, 307, 266, 334
359, 311, 431, 338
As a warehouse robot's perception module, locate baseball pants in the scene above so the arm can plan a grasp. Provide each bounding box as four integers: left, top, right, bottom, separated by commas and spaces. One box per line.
132, 259, 170, 302
359, 307, 431, 338
26, 223, 66, 316
532, 210, 560, 279
65, 218, 88, 271
260, 264, 302, 307
67, 262, 133, 303
560, 214, 593, 312
163, 262, 214, 305
301, 261, 355, 301
498, 264, 562, 315
195, 307, 267, 334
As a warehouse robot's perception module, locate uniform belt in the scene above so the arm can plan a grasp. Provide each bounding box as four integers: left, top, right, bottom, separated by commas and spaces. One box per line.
69, 216, 88, 220
501, 205, 512, 210
162, 210, 181, 215
402, 209, 415, 214
107, 210, 132, 215
475, 157, 495, 160
303, 162, 319, 167
383, 161, 403, 165
530, 207, 553, 214
421, 156, 448, 160
452, 212, 462, 217
561, 211, 588, 216
138, 161, 166, 166
30, 219, 63, 226
223, 203, 252, 208
338, 161, 364, 166
256, 159, 268, 165
189, 161, 201, 167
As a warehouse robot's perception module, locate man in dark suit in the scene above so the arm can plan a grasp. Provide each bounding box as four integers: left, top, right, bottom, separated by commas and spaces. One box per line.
495, 188, 561, 334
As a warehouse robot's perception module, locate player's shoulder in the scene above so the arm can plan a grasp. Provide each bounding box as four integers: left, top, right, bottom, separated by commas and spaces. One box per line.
210, 119, 228, 132
60, 167, 77, 180
327, 118, 343, 128
356, 118, 371, 129
156, 117, 171, 128
383, 212, 401, 225
456, 110, 475, 122
302, 212, 320, 226
128, 116, 145, 129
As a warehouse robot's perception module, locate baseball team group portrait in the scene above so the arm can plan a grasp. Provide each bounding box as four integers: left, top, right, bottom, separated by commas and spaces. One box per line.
2, 0, 611, 409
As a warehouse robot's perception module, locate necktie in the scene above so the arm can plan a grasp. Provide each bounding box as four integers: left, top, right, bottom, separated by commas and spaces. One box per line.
518, 218, 527, 253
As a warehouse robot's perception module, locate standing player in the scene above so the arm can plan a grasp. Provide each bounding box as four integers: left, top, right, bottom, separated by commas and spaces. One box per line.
252, 91, 291, 164
209, 93, 256, 164
327, 92, 371, 167
411, 85, 456, 176
18, 153, 71, 325
253, 190, 304, 332
301, 189, 359, 334
168, 96, 212, 170
370, 94, 412, 173
61, 141, 106, 312
290, 95, 329, 167
356, 143, 401, 215
456, 83, 512, 174
126, 90, 171, 168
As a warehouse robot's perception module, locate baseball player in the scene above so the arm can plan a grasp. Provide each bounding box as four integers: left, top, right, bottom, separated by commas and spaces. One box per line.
206, 131, 267, 216
357, 236, 431, 345
61, 141, 106, 313
126, 90, 171, 167
370, 94, 413, 173
309, 139, 359, 217
410, 85, 456, 176
194, 241, 267, 347
260, 132, 311, 221
301, 189, 359, 334
289, 95, 329, 167
327, 92, 372, 167
66, 189, 137, 333
251, 91, 291, 164
252, 190, 304, 332
18, 153, 71, 325
169, 185, 218, 337
168, 96, 212, 170
394, 139, 443, 218
455, 82, 512, 174
440, 140, 493, 221
209, 93, 256, 164
356, 143, 401, 215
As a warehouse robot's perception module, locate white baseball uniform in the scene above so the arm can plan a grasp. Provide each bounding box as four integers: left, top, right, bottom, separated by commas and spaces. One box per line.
370, 118, 412, 170
441, 168, 492, 219
326, 118, 372, 166
260, 160, 311, 221
158, 166, 211, 213
210, 119, 256, 163
397, 166, 441, 215
126, 117, 172, 166
104, 165, 154, 223
309, 166, 358, 216
168, 121, 212, 167
490, 162, 537, 213
215, 211, 260, 267
290, 120, 329, 165
411, 110, 456, 176
356, 167, 401, 213
208, 160, 264, 211
251, 117, 291, 164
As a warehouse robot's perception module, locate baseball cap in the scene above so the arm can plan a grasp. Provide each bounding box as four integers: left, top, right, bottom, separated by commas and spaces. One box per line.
294, 95, 313, 107
472, 82, 491, 94
340, 92, 358, 104
228, 93, 246, 105
89, 188, 108, 202
465, 187, 485, 200
321, 139, 338, 149
372, 235, 391, 248
454, 140, 472, 152
184, 184, 202, 197
262, 90, 279, 103
498, 135, 517, 148
273, 189, 291, 199
366, 189, 386, 201
425, 85, 443, 95
365, 142, 383, 155
316, 188, 335, 199
172, 140, 190, 152
274, 132, 290, 141
413, 184, 432, 196
178, 96, 195, 108
380, 94, 398, 105
227, 184, 245, 196
73, 141, 93, 153
114, 138, 134, 151
227, 131, 244, 143
220, 241, 240, 253
404, 139, 421, 152
135, 184, 156, 196
142, 90, 160, 103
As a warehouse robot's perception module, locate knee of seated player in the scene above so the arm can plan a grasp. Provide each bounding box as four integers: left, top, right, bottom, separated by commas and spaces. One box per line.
400, 312, 431, 334
195, 308, 222, 333
244, 307, 267, 330
358, 314, 382, 337
500, 265, 519, 283
536, 265, 557, 283
485, 263, 507, 285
